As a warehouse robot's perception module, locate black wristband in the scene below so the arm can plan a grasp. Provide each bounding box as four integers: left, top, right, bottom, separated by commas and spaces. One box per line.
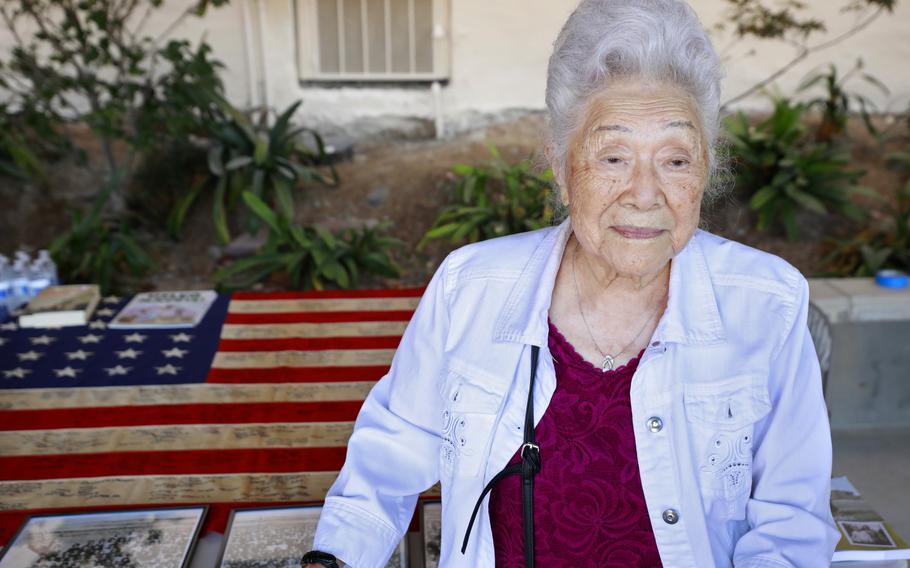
301, 550, 340, 568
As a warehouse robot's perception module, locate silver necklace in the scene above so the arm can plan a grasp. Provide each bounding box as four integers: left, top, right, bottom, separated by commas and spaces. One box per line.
571, 242, 662, 372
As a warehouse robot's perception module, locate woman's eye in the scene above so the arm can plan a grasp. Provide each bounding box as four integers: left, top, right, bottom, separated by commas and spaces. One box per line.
668, 158, 690, 168
604, 156, 623, 165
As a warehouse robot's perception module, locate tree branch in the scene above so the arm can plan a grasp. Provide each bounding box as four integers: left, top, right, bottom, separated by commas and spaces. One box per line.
722, 6, 884, 108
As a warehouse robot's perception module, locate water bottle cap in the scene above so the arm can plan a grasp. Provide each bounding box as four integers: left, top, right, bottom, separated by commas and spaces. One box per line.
875, 270, 909, 289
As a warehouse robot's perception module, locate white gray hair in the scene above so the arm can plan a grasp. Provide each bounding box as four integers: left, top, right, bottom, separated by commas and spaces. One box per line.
545, 0, 724, 194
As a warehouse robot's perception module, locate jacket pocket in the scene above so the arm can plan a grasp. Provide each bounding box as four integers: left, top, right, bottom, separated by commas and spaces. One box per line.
684, 373, 772, 520
438, 363, 505, 478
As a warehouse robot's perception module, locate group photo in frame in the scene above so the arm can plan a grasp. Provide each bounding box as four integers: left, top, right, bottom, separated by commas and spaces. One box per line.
0, 506, 207, 568
217, 505, 407, 568
421, 501, 442, 568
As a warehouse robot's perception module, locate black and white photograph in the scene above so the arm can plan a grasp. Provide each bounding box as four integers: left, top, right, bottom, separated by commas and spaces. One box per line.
421, 502, 442, 568
218, 506, 406, 568
840, 521, 899, 548
0, 507, 207, 568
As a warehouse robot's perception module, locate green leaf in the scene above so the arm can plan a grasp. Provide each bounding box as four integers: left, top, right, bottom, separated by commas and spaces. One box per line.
749, 186, 779, 210
213, 176, 231, 244
242, 191, 281, 233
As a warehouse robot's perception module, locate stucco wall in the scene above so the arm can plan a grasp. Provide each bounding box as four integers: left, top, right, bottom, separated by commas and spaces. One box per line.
1, 0, 908, 135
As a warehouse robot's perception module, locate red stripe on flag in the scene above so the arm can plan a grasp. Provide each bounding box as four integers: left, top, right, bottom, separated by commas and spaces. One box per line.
224, 310, 414, 324
216, 336, 402, 352
231, 288, 424, 300
206, 366, 388, 383
0, 447, 348, 481
0, 401, 364, 431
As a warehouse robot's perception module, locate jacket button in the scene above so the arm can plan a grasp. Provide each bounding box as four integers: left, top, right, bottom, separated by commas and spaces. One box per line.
662, 508, 680, 524
647, 417, 663, 433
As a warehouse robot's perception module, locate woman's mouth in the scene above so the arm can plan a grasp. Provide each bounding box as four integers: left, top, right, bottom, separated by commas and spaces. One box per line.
611, 225, 665, 239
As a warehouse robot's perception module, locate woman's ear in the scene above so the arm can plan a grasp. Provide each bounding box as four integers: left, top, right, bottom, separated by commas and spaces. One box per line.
544, 144, 569, 206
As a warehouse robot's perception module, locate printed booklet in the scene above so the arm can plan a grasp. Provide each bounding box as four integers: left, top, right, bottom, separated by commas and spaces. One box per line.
109, 290, 216, 329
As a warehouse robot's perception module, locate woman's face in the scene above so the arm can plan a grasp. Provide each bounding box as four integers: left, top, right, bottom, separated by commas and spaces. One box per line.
559, 78, 709, 279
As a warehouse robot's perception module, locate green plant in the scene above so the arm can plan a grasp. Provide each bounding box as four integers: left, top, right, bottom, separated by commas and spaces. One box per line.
0, 105, 43, 181
169, 97, 337, 243
719, 0, 899, 107
824, 151, 910, 275
0, 0, 228, 198
725, 96, 866, 240
420, 146, 554, 248
797, 59, 889, 143
49, 185, 154, 294
214, 192, 400, 291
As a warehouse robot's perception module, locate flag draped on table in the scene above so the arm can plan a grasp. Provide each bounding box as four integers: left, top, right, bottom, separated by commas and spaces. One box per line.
0, 288, 424, 546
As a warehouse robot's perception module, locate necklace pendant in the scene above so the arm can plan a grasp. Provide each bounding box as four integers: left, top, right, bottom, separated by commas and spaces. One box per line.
601, 354, 615, 372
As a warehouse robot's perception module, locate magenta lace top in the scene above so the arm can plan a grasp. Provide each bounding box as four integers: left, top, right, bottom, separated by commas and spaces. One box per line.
488, 320, 663, 567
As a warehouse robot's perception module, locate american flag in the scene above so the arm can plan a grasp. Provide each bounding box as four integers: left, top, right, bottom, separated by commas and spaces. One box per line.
0, 288, 425, 545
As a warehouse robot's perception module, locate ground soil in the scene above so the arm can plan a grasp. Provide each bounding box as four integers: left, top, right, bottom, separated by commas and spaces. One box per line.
1, 112, 907, 292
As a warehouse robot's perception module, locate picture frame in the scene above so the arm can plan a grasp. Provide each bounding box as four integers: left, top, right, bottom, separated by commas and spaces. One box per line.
0, 506, 207, 568
217, 505, 407, 568
421, 501, 442, 568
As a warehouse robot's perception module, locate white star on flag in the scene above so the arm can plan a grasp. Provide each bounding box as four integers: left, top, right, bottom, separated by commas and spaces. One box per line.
54, 366, 81, 378
104, 365, 131, 376
123, 332, 147, 343
102, 295, 122, 304
3, 367, 31, 379
65, 349, 93, 361
155, 364, 181, 375
0, 338, 6, 346
95, 308, 116, 317
77, 334, 103, 344
170, 333, 193, 343
17, 350, 43, 362
89, 320, 107, 330
115, 348, 142, 359
162, 347, 189, 359
29, 335, 56, 345
0, 322, 18, 331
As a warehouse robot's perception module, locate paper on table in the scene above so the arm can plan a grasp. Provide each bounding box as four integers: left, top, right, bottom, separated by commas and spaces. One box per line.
832, 476, 910, 563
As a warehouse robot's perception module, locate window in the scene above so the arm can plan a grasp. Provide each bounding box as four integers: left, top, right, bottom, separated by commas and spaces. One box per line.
296, 0, 450, 82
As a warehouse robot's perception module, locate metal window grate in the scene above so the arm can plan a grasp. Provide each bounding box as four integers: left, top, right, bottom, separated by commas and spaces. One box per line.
296, 0, 450, 82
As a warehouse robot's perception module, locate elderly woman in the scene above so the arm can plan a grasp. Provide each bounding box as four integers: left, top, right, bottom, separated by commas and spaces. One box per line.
302, 0, 839, 566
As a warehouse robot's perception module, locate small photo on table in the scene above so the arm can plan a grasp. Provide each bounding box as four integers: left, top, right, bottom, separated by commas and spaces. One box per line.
421, 502, 442, 568
839, 520, 898, 548
217, 505, 407, 567
0, 506, 207, 568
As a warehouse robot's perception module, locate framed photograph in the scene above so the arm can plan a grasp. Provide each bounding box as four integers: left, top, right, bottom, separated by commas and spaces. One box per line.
217, 505, 407, 567
421, 501, 442, 568
839, 520, 898, 548
0, 506, 207, 568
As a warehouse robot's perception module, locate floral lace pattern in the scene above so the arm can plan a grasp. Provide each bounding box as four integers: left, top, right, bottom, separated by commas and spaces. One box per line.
489, 321, 662, 567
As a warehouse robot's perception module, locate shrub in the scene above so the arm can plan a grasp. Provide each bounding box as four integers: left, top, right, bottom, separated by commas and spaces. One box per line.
49, 186, 154, 294
797, 59, 889, 143
214, 192, 400, 291
169, 97, 338, 243
420, 146, 553, 248
725, 96, 866, 240
824, 151, 910, 275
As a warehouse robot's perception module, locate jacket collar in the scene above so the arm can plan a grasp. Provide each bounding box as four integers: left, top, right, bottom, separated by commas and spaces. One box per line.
492, 220, 726, 347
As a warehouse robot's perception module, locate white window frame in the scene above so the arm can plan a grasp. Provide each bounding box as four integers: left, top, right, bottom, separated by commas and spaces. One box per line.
295, 0, 451, 82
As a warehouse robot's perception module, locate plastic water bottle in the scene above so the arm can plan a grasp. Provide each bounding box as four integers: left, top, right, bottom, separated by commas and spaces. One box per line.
0, 255, 10, 321
28, 261, 51, 297
28, 251, 56, 296
37, 250, 59, 286
10, 257, 31, 311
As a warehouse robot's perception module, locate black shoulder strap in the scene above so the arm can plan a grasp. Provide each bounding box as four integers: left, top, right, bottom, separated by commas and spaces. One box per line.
461, 345, 541, 567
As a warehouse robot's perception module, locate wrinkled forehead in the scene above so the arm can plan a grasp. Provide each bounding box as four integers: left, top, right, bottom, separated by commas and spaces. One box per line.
575, 81, 706, 145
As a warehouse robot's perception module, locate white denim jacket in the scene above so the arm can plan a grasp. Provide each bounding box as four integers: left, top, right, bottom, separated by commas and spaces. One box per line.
313, 220, 840, 568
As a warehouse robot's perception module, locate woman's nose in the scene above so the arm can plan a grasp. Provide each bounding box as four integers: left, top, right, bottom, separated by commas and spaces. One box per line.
621, 160, 663, 211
